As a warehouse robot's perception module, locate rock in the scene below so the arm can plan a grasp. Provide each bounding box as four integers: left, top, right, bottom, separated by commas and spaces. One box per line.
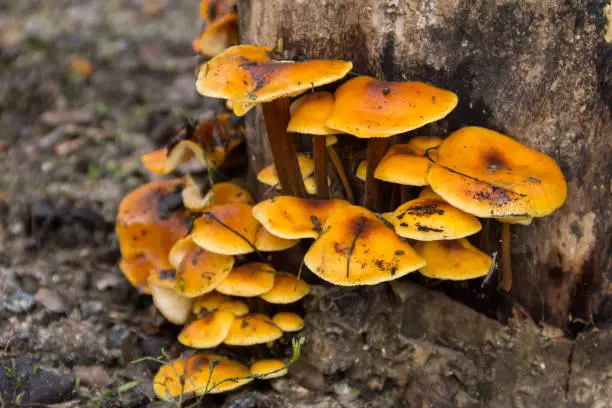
95, 272, 123, 291
53, 137, 87, 156
40, 110, 93, 127
0, 290, 36, 314
35, 288, 71, 313
107, 325, 127, 349
73, 365, 113, 388
0, 355, 75, 404
222, 391, 289, 408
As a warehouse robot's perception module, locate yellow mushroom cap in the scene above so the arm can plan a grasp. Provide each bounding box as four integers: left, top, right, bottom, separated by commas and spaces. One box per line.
183, 177, 254, 212
356, 160, 367, 181
414, 239, 493, 280
374, 144, 432, 186
287, 91, 341, 135
406, 135, 444, 154
252, 196, 351, 239
250, 359, 288, 379
216, 262, 276, 297
304, 205, 426, 286
153, 353, 251, 399
418, 186, 443, 200
119, 255, 170, 295
427, 126, 567, 218
254, 226, 300, 252
196, 45, 353, 103
178, 311, 235, 348
150, 283, 193, 325
226, 99, 257, 117
257, 154, 314, 187
495, 216, 533, 225
380, 212, 395, 224
259, 272, 310, 304
195, 12, 238, 57
224, 313, 283, 346
159, 235, 234, 297
303, 176, 331, 195
191, 203, 260, 255
272, 312, 304, 332
325, 76, 458, 138
192, 292, 249, 316
393, 198, 482, 241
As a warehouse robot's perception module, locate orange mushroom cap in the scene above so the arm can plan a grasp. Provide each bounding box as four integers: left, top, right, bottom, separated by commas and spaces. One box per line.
356, 160, 367, 181
418, 186, 443, 200
257, 154, 314, 187
304, 205, 426, 286
287, 91, 341, 136
496, 216, 533, 225
427, 127, 567, 218
374, 144, 432, 186
200, 0, 236, 23
224, 313, 283, 346
250, 359, 288, 379
252, 196, 351, 239
194, 12, 238, 57
259, 272, 310, 304
325, 76, 458, 138
393, 198, 482, 241
191, 203, 260, 255
272, 312, 304, 332
414, 239, 493, 280
182, 177, 254, 212
116, 179, 189, 292
153, 353, 251, 399
192, 291, 249, 316
196, 45, 353, 104
254, 226, 300, 252
150, 283, 193, 325
178, 311, 235, 348
216, 262, 276, 297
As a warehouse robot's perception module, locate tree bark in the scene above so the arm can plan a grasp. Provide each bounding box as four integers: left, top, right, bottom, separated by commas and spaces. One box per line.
237, 0, 612, 328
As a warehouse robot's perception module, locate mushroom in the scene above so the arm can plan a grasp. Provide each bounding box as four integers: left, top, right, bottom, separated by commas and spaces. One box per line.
257, 154, 314, 193
426, 126, 567, 291
150, 283, 193, 325
252, 196, 351, 239
153, 353, 251, 400
259, 272, 310, 304
392, 198, 482, 241
272, 312, 304, 332
215, 262, 276, 297
250, 359, 288, 379
193, 291, 249, 316
182, 177, 254, 212
413, 239, 493, 280
325, 76, 457, 210
178, 311, 235, 348
374, 136, 443, 186
418, 186, 443, 200
196, 45, 352, 197
287, 91, 354, 202
304, 205, 426, 286
254, 226, 300, 252
355, 160, 367, 182
116, 179, 189, 293
194, 0, 238, 57
224, 313, 283, 346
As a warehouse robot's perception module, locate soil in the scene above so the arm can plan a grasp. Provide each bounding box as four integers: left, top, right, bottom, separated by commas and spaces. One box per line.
1, 1, 611, 408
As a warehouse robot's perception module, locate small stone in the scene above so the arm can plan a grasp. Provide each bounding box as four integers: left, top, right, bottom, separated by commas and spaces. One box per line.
73, 365, 113, 388
39, 128, 67, 150
54, 137, 87, 156
0, 290, 36, 313
95, 273, 123, 291
107, 325, 127, 349
35, 288, 71, 313
40, 110, 93, 127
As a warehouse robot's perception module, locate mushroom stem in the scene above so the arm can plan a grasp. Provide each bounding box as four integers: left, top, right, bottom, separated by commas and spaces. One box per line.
364, 138, 389, 211
327, 145, 355, 204
501, 222, 512, 292
261, 98, 307, 198
313, 135, 330, 198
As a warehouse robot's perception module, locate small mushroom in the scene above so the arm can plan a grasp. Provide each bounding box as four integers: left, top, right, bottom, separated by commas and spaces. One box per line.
252, 196, 351, 239
374, 136, 443, 186
182, 177, 254, 212
304, 205, 425, 286
178, 311, 235, 348
418, 186, 443, 200
216, 262, 276, 297
413, 239, 493, 280
150, 283, 193, 325
254, 225, 300, 252
259, 272, 310, 304
223, 313, 283, 346
250, 359, 288, 379
192, 291, 249, 316
272, 312, 304, 332
356, 160, 367, 182
257, 154, 315, 191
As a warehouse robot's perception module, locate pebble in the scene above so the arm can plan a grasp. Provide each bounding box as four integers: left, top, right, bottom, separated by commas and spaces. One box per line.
73, 365, 113, 388
35, 288, 71, 313
0, 290, 36, 313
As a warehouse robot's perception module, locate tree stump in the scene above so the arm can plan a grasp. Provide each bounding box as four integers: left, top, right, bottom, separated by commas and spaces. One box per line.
237, 0, 612, 328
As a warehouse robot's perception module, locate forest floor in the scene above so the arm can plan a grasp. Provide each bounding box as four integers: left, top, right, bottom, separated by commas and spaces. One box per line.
1, 1, 611, 408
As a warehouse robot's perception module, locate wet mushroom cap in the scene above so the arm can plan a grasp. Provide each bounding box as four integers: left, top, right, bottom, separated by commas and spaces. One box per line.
418, 186, 443, 200
374, 144, 433, 186
427, 126, 567, 218
119, 254, 170, 295
226, 99, 257, 117
393, 198, 482, 241
196, 45, 353, 103
287, 91, 341, 135
272, 312, 304, 332
191, 203, 260, 255
303, 176, 331, 195
195, 12, 238, 57
160, 236, 234, 297
356, 160, 367, 181
257, 154, 315, 187
254, 226, 300, 252
259, 272, 310, 304
182, 178, 254, 212
178, 311, 235, 348
215, 262, 276, 297
325, 76, 458, 138
414, 239, 493, 280
150, 283, 193, 325
250, 359, 288, 379
223, 313, 283, 346
406, 135, 444, 154
192, 292, 249, 316
304, 205, 426, 286
252, 196, 351, 239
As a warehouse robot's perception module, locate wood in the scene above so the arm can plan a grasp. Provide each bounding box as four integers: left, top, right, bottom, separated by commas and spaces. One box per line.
312, 135, 329, 198
364, 138, 389, 211
501, 222, 513, 292
261, 98, 307, 197
238, 0, 612, 328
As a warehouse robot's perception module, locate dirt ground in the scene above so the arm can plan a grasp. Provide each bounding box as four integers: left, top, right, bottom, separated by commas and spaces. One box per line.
1, 2, 612, 408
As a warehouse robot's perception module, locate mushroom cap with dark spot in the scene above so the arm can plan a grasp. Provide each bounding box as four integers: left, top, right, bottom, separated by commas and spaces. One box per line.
223, 313, 283, 346
178, 311, 236, 348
